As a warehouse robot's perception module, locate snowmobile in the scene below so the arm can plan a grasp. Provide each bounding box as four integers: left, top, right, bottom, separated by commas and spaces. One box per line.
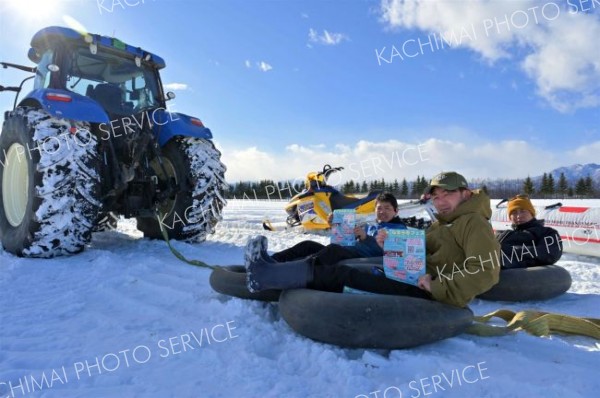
263, 164, 437, 232
266, 165, 382, 231
262, 165, 381, 231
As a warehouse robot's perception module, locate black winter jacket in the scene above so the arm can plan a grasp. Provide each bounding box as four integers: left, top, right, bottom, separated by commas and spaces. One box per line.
495, 218, 563, 269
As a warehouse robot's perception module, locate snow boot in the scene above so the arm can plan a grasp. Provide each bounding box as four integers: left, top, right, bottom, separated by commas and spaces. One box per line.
244, 235, 269, 267
246, 257, 314, 293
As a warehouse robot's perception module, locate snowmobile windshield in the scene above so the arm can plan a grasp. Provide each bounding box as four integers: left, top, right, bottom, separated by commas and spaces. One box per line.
64, 46, 163, 115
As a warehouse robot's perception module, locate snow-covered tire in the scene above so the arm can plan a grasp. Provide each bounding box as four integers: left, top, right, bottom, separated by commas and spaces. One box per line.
0, 108, 101, 257
136, 137, 227, 242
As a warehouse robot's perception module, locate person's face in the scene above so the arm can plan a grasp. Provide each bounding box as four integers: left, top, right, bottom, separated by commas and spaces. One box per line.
510, 208, 534, 225
376, 201, 396, 223
431, 188, 471, 216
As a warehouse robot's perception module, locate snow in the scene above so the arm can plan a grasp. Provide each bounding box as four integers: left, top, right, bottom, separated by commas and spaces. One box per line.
1, 199, 599, 398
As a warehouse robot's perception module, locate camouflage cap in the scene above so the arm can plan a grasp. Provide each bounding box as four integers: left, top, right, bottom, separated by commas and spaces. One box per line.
427, 171, 469, 194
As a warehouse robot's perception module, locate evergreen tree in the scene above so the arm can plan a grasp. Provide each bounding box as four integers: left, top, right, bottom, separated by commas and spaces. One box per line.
547, 173, 555, 197
421, 175, 429, 197
408, 175, 427, 198
392, 179, 400, 194
558, 172, 568, 198
341, 181, 352, 193
401, 179, 409, 198
575, 178, 587, 197
410, 177, 420, 196
584, 175, 594, 197
361, 181, 368, 193
540, 173, 548, 197
523, 176, 535, 195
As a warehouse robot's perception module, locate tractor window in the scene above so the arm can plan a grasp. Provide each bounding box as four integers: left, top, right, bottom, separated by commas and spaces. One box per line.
64, 47, 162, 115
34, 50, 54, 89
123, 72, 159, 112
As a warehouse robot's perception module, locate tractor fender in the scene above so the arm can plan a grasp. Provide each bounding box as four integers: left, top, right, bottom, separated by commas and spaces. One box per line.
20, 88, 109, 124
151, 109, 213, 147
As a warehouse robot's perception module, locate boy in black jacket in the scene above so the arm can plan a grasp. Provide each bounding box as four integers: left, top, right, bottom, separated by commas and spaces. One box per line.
497, 194, 563, 269
243, 193, 407, 288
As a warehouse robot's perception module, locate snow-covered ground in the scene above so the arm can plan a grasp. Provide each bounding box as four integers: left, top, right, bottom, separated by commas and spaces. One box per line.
1, 199, 599, 398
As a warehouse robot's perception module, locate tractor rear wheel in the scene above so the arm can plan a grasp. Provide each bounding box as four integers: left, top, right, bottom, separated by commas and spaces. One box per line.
0, 108, 101, 257
136, 137, 227, 242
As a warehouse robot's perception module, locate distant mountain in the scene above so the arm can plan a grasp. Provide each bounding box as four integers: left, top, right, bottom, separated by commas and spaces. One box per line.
538, 163, 600, 184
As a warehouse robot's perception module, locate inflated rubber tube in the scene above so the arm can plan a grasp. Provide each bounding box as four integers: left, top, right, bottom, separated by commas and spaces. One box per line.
477, 265, 571, 302
209, 258, 383, 302
279, 289, 473, 349
209, 265, 280, 302
339, 257, 383, 265
345, 259, 573, 302
337, 256, 383, 272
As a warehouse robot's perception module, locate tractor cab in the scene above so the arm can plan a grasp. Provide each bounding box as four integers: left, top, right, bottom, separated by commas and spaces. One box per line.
9, 26, 171, 120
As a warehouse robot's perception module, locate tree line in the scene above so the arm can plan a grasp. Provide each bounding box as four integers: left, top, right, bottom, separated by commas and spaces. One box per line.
520, 172, 596, 198
225, 172, 598, 200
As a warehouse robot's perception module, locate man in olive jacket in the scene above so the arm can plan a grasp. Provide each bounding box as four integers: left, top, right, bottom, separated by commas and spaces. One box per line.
422, 173, 501, 307
246, 171, 501, 308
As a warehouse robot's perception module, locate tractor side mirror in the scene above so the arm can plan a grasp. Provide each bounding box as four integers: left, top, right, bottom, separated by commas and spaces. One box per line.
165, 91, 176, 101
28, 48, 41, 63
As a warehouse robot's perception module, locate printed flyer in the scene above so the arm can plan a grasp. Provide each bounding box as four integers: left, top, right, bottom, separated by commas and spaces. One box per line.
383, 229, 426, 286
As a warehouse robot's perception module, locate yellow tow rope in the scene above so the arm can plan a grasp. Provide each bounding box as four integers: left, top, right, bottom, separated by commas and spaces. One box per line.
157, 211, 216, 270
466, 309, 600, 340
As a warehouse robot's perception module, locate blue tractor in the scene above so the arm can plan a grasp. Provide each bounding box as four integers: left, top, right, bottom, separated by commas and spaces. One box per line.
0, 27, 227, 257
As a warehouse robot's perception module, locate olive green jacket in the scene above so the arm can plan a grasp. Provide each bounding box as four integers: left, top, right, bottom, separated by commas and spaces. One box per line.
426, 190, 500, 307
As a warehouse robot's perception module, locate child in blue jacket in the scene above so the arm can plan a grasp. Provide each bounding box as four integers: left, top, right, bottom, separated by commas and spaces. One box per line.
244, 192, 406, 267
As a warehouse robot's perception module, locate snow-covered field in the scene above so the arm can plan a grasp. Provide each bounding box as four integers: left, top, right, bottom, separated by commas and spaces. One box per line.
1, 199, 599, 398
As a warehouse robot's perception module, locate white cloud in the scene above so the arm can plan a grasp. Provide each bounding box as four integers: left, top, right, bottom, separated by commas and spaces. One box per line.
308, 28, 349, 45
379, 0, 600, 112
257, 61, 273, 72
568, 141, 600, 164
220, 147, 279, 182
220, 136, 599, 184
163, 83, 188, 91
244, 60, 273, 72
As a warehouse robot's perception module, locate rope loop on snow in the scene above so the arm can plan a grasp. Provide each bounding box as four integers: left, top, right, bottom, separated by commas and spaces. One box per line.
466, 309, 600, 340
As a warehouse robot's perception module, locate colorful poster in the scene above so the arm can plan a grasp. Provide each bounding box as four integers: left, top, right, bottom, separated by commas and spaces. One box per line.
383, 229, 426, 286
330, 209, 356, 246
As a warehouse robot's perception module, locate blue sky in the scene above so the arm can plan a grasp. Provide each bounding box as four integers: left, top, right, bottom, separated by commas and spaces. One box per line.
0, 0, 599, 183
